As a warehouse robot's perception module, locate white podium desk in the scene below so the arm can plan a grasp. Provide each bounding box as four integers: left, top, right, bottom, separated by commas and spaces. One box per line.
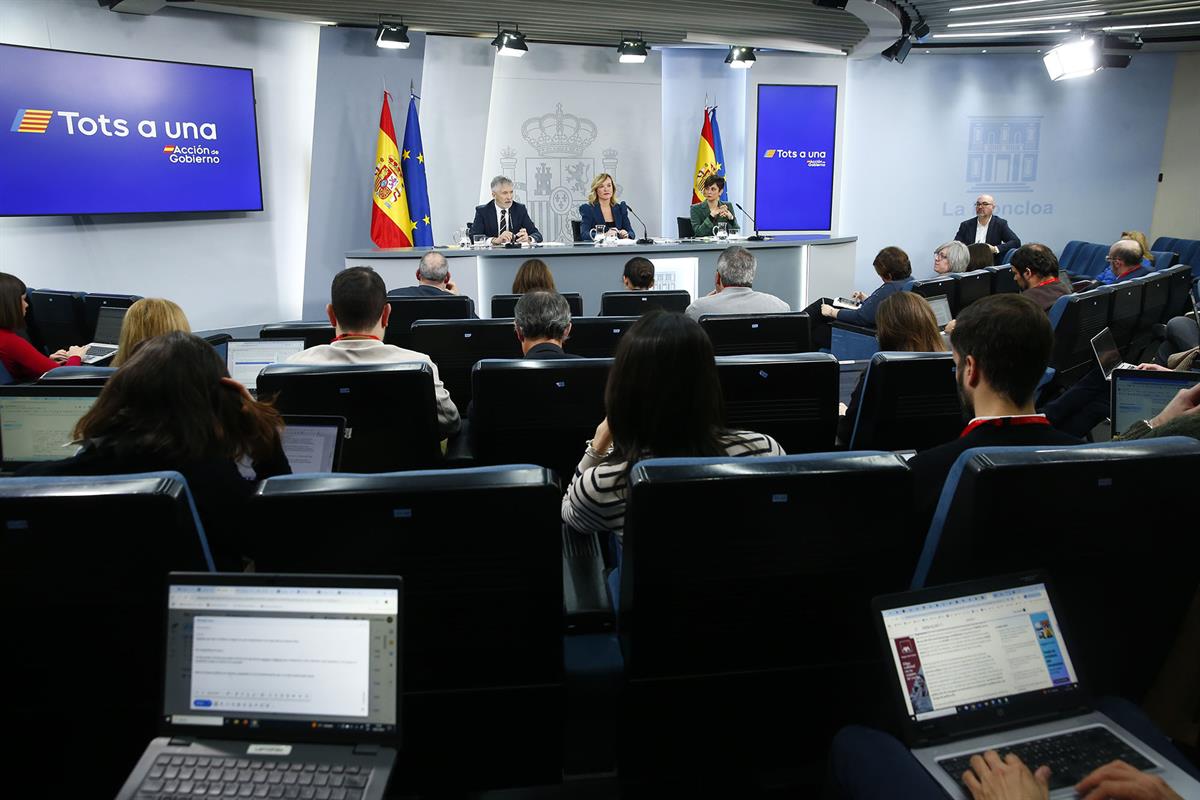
345, 235, 857, 318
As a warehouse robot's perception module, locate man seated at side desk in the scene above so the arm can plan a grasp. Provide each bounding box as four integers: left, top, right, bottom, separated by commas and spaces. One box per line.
684, 245, 790, 320
514, 291, 582, 359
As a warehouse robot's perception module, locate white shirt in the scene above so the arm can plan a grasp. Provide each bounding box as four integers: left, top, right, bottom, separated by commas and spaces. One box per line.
494, 202, 512, 236
975, 220, 990, 244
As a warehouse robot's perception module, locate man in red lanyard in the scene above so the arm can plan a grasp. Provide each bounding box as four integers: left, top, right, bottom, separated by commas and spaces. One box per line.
286, 266, 461, 437
1011, 243, 1071, 312
908, 293, 1082, 528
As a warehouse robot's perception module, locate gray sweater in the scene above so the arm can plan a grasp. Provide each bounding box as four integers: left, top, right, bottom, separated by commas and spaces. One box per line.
684, 286, 791, 320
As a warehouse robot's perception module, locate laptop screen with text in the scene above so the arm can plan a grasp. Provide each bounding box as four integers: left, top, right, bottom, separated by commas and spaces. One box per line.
927, 295, 952, 328
0, 393, 97, 465
280, 419, 343, 473
226, 339, 305, 391
1111, 369, 1200, 438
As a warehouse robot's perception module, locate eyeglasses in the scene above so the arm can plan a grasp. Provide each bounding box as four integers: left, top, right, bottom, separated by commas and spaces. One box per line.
934, 252, 947, 260
975, 201, 994, 207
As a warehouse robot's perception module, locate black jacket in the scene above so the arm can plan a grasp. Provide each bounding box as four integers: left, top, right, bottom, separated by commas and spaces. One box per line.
469, 200, 543, 242
954, 215, 1021, 260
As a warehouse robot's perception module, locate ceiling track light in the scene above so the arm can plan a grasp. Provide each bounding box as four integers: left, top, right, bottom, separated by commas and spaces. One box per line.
375, 19, 410, 50
618, 33, 649, 64
1043, 37, 1097, 81
882, 36, 913, 63
492, 24, 528, 57
725, 46, 756, 68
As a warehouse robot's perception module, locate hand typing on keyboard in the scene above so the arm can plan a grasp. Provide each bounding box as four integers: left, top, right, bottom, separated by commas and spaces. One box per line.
1074, 760, 1183, 800
961, 750, 1050, 800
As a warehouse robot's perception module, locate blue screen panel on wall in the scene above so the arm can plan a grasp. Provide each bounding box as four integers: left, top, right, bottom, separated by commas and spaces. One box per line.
754, 84, 837, 231
0, 44, 263, 216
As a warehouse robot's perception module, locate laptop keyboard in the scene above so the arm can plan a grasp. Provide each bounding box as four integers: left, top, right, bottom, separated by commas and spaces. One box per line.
84, 345, 117, 360
136, 755, 371, 799
938, 725, 1157, 791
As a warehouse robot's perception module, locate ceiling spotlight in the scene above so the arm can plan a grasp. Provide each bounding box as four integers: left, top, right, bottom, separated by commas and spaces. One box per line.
375, 22, 410, 50
912, 20, 931, 40
1043, 37, 1097, 81
725, 46, 756, 68
881, 36, 913, 63
618, 35, 649, 64
492, 26, 528, 58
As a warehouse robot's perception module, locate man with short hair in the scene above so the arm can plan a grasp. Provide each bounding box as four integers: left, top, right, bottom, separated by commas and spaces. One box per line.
287, 266, 460, 436
1010, 243, 1071, 311
469, 175, 542, 245
908, 293, 1081, 524
388, 251, 460, 298
953, 194, 1021, 263
1096, 239, 1151, 285
684, 246, 791, 320
513, 291, 581, 359
622, 256, 655, 290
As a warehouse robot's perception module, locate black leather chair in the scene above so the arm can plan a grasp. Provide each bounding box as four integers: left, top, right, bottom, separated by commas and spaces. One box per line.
1127, 271, 1171, 361
257, 362, 442, 472
562, 316, 637, 358
491, 292, 584, 318
571, 218, 584, 242
1, 472, 212, 796
616, 452, 915, 777
699, 312, 813, 356
847, 352, 962, 451
985, 264, 1020, 294
676, 217, 694, 238
716, 353, 838, 453
35, 365, 115, 385
951, 269, 992, 311
409, 319, 522, 410
469, 358, 611, 480
82, 292, 141, 340
599, 290, 691, 316
1163, 263, 1195, 320
259, 321, 335, 349
1042, 286, 1113, 400
384, 296, 476, 350
27, 289, 87, 353
910, 276, 960, 316
912, 437, 1200, 702
1107, 279, 1143, 352
249, 466, 563, 792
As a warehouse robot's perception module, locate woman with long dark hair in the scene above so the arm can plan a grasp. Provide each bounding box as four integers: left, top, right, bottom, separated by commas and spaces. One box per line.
562, 310, 783, 537
0, 272, 87, 380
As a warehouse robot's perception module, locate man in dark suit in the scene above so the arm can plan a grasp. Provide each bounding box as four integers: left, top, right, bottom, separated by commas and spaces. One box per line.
514, 291, 580, 359
953, 194, 1021, 263
909, 293, 1082, 529
469, 175, 542, 245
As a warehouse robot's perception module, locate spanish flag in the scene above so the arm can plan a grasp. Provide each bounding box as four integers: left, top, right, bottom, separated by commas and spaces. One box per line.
370, 92, 414, 248
691, 107, 719, 204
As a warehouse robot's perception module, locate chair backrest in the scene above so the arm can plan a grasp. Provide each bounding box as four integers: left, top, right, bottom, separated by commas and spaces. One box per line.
715, 353, 838, 453
385, 296, 475, 350
1060, 240, 1110, 277
699, 312, 813, 356
913, 437, 1200, 701
0, 471, 211, 795
1149, 250, 1177, 270
259, 321, 335, 349
1163, 263, 1195, 320
249, 465, 563, 789
1152, 236, 1200, 279
82, 292, 141, 340
470, 358, 611, 479
562, 316, 637, 358
999, 248, 1016, 265
620, 452, 914, 678
984, 264, 1019, 294
35, 365, 115, 386
27, 289, 87, 353
571, 218, 583, 242
676, 216, 694, 238
1045, 286, 1113, 394
1132, 270, 1170, 332
600, 290, 691, 316
1106, 279, 1143, 351
409, 319, 522, 409
951, 269, 992, 311
490, 292, 584, 318
910, 276, 961, 316
257, 362, 441, 472
848, 352, 962, 451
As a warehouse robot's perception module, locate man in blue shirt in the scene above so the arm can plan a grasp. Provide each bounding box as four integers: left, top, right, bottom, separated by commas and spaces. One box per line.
1096, 239, 1151, 285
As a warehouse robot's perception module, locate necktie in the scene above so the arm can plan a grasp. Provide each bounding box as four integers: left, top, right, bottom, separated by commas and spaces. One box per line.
500, 208, 509, 233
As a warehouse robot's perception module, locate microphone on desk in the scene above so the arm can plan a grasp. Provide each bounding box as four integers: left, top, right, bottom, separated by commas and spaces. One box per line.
622, 202, 656, 245
733, 202, 768, 241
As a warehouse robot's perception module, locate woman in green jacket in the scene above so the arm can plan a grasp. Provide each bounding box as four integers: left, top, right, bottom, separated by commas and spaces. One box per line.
689, 174, 739, 237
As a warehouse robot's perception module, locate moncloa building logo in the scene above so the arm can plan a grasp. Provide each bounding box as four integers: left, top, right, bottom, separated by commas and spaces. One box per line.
9, 107, 224, 164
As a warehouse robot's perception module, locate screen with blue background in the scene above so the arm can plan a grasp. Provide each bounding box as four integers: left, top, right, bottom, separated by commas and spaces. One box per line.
755, 84, 837, 231
0, 45, 263, 216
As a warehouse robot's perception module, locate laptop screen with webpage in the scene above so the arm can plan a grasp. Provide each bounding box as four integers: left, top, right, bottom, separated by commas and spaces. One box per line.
163, 578, 400, 741
280, 417, 343, 473
226, 339, 305, 391
927, 295, 952, 328
1111, 369, 1200, 438
0, 390, 98, 466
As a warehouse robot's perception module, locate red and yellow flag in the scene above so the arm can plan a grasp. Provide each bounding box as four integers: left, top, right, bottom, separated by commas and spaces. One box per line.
370, 92, 414, 248
691, 107, 718, 204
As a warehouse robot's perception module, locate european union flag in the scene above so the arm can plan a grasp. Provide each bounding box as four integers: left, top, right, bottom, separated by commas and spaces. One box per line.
709, 107, 729, 203
401, 95, 433, 247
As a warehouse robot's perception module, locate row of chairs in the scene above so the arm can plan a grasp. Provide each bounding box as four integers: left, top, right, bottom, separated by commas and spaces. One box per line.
909, 264, 1018, 317
489, 289, 692, 318
7, 436, 1197, 790
20, 289, 141, 354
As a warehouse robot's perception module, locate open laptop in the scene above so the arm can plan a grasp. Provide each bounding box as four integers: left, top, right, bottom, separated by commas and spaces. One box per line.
0, 385, 100, 470
116, 572, 402, 800
81, 305, 127, 363
281, 415, 345, 473
1110, 367, 1200, 438
226, 339, 306, 394
873, 572, 1200, 799
1090, 327, 1136, 380
926, 294, 953, 331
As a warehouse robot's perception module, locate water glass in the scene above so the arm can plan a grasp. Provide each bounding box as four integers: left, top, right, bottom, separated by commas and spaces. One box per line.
591, 224, 606, 243
715, 222, 729, 240
473, 234, 489, 249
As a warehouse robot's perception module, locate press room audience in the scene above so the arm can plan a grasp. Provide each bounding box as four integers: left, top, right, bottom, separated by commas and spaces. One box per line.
932, 241, 970, 275
685, 245, 790, 320
111, 297, 191, 367
689, 174, 739, 237
1010, 243, 1071, 312
562, 309, 783, 538
622, 256, 655, 290
819, 246, 915, 329
512, 258, 556, 294
1096, 239, 1151, 285
18, 331, 290, 569
953, 194, 1021, 263
0, 272, 86, 379
513, 291, 579, 359
287, 266, 460, 436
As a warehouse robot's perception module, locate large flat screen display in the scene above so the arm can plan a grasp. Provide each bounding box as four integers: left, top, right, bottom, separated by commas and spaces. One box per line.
754, 84, 837, 231
0, 44, 263, 216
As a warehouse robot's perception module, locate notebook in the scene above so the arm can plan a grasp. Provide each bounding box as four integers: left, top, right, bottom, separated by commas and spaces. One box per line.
1109, 367, 1200, 438
280, 415, 345, 473
115, 572, 402, 800
81, 305, 128, 364
1090, 327, 1136, 380
0, 385, 100, 469
873, 572, 1200, 799
226, 339, 306, 393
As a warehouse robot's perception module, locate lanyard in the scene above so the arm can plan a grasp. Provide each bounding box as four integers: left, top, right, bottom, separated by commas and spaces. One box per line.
332, 334, 381, 343
959, 415, 1050, 439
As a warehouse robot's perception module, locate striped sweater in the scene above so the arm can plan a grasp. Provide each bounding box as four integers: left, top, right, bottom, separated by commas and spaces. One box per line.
561, 430, 785, 538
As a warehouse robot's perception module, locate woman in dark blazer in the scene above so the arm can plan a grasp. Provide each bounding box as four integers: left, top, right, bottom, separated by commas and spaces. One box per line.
578, 173, 633, 240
